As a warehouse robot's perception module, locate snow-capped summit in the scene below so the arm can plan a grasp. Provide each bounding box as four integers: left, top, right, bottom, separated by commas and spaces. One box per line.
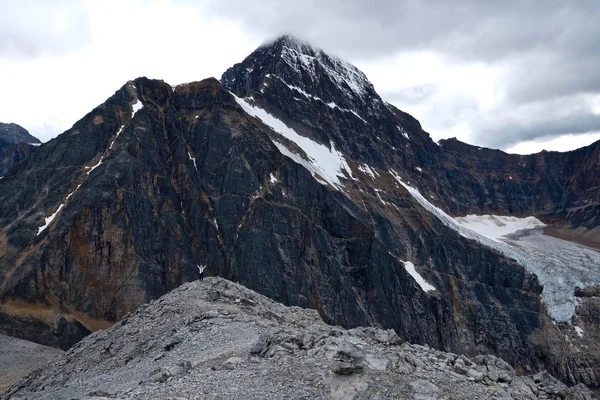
267, 34, 374, 97
222, 34, 382, 118
221, 34, 417, 179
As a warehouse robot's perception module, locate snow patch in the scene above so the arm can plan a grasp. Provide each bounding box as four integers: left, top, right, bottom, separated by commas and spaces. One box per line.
233, 95, 353, 188
109, 125, 125, 150
403, 261, 436, 292
358, 164, 377, 179
37, 204, 65, 236
38, 113, 135, 235
274, 75, 322, 102
415, 166, 422, 172
348, 110, 367, 124
374, 190, 387, 205
454, 215, 545, 242
574, 326, 584, 337
329, 102, 368, 123
269, 173, 278, 183
66, 184, 82, 200
87, 158, 103, 176
397, 126, 409, 140
37, 181, 85, 236
131, 99, 143, 118
188, 152, 197, 170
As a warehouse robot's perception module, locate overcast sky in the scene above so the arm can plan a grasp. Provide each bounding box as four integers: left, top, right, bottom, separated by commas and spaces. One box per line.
1, 0, 599, 154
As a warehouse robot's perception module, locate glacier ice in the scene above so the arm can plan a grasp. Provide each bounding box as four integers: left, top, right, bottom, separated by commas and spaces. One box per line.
391, 170, 600, 322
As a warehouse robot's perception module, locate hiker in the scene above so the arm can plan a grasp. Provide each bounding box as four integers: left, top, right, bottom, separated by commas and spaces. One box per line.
197, 264, 205, 281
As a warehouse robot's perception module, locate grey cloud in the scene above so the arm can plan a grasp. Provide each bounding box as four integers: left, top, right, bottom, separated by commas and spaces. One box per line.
476, 112, 600, 149
0, 0, 91, 60
200, 0, 599, 62
380, 84, 439, 105
25, 123, 62, 143
502, 52, 600, 104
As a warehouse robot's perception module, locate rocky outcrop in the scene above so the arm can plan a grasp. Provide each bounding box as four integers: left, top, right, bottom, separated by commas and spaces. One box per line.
4, 278, 595, 400
532, 287, 600, 390
0, 123, 40, 176
0, 36, 598, 391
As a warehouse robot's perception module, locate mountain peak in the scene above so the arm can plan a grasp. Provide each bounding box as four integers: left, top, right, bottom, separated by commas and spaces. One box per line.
262, 34, 311, 51
222, 34, 381, 117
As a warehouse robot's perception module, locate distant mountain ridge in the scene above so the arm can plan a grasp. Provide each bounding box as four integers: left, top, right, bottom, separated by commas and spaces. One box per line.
0, 123, 40, 146
0, 123, 40, 176
0, 35, 599, 391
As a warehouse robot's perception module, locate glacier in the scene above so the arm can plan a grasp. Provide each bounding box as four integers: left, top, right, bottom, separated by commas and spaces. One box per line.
391, 170, 600, 322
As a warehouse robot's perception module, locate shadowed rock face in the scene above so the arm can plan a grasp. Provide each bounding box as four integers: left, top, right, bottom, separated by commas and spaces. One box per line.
0, 36, 598, 390
0, 123, 40, 176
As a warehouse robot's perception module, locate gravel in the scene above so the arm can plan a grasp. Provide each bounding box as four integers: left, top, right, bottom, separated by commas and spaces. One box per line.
3, 277, 595, 400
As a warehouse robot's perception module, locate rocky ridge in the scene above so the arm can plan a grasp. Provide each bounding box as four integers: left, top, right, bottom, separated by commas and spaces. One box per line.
4, 277, 595, 400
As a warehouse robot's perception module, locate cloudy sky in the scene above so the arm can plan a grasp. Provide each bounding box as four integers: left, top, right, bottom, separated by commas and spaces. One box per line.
2, 0, 600, 154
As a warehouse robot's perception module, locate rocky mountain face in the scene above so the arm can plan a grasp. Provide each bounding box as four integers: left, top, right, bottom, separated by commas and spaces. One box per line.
0, 123, 40, 177
222, 36, 600, 246
3, 277, 595, 400
0, 36, 598, 391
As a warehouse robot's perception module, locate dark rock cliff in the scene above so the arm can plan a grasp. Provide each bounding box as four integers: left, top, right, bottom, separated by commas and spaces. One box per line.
0, 36, 598, 390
